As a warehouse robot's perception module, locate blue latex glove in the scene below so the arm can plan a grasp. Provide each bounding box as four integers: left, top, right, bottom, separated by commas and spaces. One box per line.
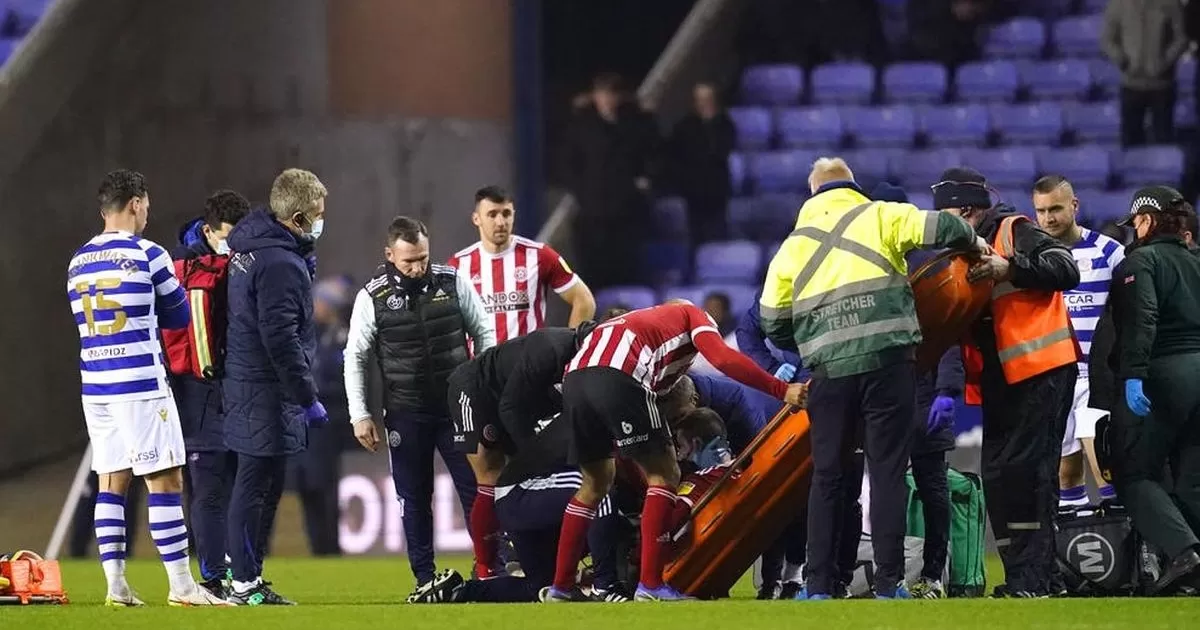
1125, 379, 1151, 417
691, 437, 733, 470
774, 363, 798, 381
305, 400, 329, 425
927, 395, 956, 434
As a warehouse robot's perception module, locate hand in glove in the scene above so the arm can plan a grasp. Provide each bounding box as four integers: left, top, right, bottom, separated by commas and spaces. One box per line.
927, 395, 956, 433
305, 400, 329, 426
774, 363, 797, 381
1125, 379, 1151, 417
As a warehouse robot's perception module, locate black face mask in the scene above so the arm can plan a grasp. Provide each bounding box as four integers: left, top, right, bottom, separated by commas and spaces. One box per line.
394, 269, 427, 293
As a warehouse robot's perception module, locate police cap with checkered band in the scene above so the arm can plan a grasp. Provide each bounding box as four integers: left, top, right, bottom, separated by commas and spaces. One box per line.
1119, 185, 1187, 226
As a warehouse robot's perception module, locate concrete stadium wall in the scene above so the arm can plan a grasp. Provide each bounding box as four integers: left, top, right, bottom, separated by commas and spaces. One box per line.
0, 0, 513, 475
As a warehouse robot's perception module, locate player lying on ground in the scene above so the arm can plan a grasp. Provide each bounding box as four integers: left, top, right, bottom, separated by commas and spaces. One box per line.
545, 301, 808, 602
446, 322, 598, 578
408, 418, 638, 603
68, 170, 231, 606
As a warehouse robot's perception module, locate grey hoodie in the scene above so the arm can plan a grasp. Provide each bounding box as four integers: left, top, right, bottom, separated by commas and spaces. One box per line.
1102, 0, 1189, 90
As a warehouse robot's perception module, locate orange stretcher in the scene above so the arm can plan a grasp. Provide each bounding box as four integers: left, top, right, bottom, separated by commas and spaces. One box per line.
663, 405, 810, 599
0, 551, 68, 605
908, 249, 993, 371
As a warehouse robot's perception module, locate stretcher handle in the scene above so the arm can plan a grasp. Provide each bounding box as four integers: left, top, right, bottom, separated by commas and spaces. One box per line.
682, 402, 798, 522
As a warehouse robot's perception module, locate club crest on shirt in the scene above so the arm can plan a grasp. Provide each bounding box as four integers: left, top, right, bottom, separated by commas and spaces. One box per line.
386, 294, 406, 310
514, 267, 528, 282
388, 430, 402, 447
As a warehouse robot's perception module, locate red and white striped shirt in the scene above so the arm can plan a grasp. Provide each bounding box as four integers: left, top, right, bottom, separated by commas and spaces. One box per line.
566, 303, 720, 394
449, 236, 580, 343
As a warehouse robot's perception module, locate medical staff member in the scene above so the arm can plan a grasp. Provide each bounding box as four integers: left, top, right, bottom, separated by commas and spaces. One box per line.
761, 157, 984, 599
1108, 186, 1200, 594
344, 216, 496, 597
936, 167, 1080, 598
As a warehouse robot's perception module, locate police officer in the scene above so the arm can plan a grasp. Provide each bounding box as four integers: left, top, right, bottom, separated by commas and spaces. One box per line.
1107, 186, 1200, 593
760, 157, 984, 599
343, 216, 496, 594
934, 167, 1081, 597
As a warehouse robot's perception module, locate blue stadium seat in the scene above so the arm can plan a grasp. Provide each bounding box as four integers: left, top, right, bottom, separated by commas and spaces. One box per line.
652, 197, 689, 238
1035, 145, 1111, 189
1089, 60, 1121, 99
891, 149, 963, 187
728, 152, 746, 195
1052, 14, 1104, 58
841, 150, 892, 188
991, 102, 1064, 145
749, 150, 814, 194
662, 284, 759, 322
728, 107, 772, 151
740, 64, 803, 106
1117, 145, 1186, 187
1023, 59, 1092, 100
1178, 56, 1196, 98
0, 37, 17, 66
694, 240, 764, 284
810, 62, 876, 105
1065, 101, 1120, 144
727, 197, 758, 240
594, 286, 658, 312
1079, 0, 1109, 13
920, 104, 990, 147
775, 107, 844, 149
906, 191, 935, 210
1177, 98, 1197, 129
1085, 190, 1136, 224
844, 105, 917, 148
961, 147, 1036, 188
755, 193, 805, 241
641, 241, 690, 287
984, 18, 1046, 58
8, 0, 48, 35
994, 188, 1029, 212
882, 62, 948, 103
955, 61, 1020, 102
764, 241, 784, 263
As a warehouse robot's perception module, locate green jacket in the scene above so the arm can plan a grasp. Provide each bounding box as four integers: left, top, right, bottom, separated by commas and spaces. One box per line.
1111, 235, 1200, 380
759, 183, 977, 379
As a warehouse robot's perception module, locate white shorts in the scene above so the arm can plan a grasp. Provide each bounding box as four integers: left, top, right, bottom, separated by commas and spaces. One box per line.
1062, 376, 1106, 457
83, 395, 186, 476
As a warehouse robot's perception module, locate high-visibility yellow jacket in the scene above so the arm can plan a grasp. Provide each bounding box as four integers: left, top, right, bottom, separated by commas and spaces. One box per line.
760, 183, 977, 378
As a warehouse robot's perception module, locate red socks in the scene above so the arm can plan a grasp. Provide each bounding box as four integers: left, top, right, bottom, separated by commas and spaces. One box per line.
640, 485, 678, 589
470, 485, 499, 577
553, 497, 597, 590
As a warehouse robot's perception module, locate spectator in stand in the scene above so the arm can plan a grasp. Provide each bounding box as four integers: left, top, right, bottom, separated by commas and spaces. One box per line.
287, 278, 351, 556
669, 83, 736, 247
564, 73, 661, 290
1102, 0, 1188, 147
702, 291, 736, 338
909, 0, 1014, 66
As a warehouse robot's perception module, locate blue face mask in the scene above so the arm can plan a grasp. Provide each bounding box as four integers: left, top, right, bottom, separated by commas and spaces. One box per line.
690, 437, 732, 470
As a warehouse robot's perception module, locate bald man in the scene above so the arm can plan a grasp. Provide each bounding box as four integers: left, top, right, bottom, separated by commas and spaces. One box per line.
761, 157, 984, 599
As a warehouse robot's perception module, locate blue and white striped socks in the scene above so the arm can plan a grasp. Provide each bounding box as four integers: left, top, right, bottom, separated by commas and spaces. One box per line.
94, 492, 127, 593
148, 493, 194, 593
1059, 485, 1089, 507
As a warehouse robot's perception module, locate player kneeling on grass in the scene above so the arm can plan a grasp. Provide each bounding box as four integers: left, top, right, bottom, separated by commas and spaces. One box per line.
543, 301, 807, 602
446, 321, 598, 578
408, 418, 636, 603
68, 170, 231, 606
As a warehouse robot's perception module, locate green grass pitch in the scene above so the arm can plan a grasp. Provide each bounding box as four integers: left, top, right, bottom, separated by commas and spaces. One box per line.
2, 556, 1198, 629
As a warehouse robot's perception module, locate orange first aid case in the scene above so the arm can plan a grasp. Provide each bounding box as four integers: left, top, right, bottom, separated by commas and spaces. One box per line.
663, 406, 812, 599
0, 551, 69, 605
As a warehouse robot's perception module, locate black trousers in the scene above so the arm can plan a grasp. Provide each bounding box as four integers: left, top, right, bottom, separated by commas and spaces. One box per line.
981, 363, 1075, 594
806, 360, 916, 595
1112, 352, 1200, 558
188, 450, 237, 579
911, 451, 950, 580
227, 453, 287, 582
1120, 86, 1175, 147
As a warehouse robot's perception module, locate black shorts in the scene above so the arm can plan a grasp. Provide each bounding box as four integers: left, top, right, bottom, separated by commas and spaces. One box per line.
562, 366, 671, 464
447, 366, 513, 455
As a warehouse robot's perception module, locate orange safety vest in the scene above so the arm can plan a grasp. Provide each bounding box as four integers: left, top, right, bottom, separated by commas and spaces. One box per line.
962, 216, 1079, 405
